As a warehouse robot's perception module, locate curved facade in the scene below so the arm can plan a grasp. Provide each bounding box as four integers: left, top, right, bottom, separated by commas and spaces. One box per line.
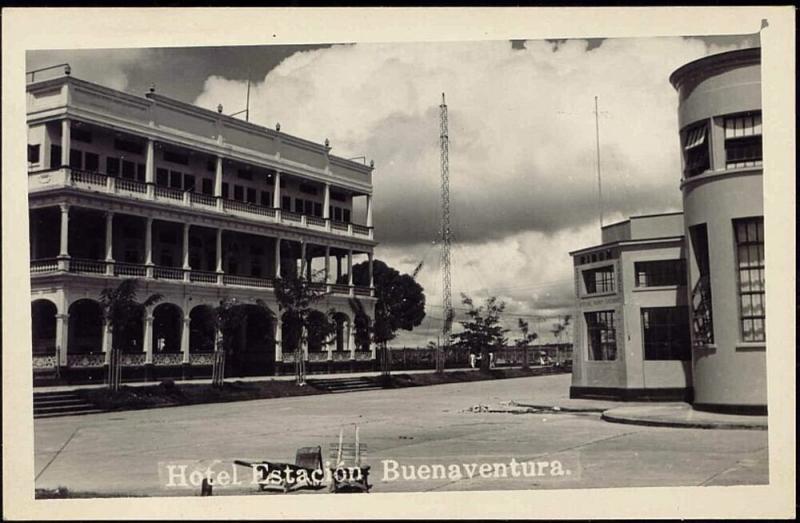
670, 48, 766, 413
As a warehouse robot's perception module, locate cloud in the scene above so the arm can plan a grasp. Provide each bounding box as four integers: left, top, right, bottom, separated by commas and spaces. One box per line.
27, 48, 151, 91
192, 36, 754, 345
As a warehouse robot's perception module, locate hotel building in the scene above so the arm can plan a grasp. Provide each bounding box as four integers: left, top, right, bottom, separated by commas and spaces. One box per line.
28, 68, 378, 383
569, 48, 766, 414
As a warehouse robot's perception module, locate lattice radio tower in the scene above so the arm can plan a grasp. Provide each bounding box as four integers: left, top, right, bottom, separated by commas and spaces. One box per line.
439, 93, 453, 372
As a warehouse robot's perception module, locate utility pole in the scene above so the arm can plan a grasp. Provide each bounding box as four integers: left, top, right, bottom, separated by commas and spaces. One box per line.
438, 93, 452, 374
594, 96, 604, 231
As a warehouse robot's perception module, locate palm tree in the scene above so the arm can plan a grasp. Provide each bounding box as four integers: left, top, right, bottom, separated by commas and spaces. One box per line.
99, 279, 162, 391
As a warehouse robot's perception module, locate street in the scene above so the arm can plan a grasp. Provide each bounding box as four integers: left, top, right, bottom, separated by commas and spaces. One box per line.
34, 374, 768, 496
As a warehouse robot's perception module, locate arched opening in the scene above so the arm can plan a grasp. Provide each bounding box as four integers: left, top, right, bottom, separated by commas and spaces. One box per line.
281, 311, 302, 357
152, 303, 182, 353
189, 305, 216, 353
114, 303, 144, 353
307, 310, 330, 352
68, 299, 103, 354
354, 312, 371, 352
31, 299, 57, 355
226, 304, 274, 377
332, 312, 349, 352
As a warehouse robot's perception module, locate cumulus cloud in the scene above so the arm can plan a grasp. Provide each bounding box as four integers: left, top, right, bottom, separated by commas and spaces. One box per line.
192, 37, 752, 345
27, 48, 151, 91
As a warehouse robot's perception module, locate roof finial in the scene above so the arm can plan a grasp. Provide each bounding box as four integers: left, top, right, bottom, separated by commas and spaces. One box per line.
149, 83, 155, 94
275, 122, 281, 132
324, 138, 331, 150
64, 64, 71, 76
217, 104, 223, 114
370, 160, 375, 169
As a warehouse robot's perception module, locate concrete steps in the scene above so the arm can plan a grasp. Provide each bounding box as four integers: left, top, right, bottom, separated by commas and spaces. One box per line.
307, 377, 384, 394
33, 391, 106, 419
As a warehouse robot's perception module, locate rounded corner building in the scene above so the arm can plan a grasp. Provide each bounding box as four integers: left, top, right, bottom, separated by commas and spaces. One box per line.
669, 47, 766, 414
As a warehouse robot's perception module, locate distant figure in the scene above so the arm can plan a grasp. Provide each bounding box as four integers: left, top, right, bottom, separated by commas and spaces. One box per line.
157, 337, 166, 353
489, 352, 495, 369
469, 353, 477, 368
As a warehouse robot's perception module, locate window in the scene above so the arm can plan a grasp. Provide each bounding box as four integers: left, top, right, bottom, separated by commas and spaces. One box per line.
586, 311, 616, 361
184, 174, 196, 192
313, 202, 323, 217
282, 195, 291, 211
114, 138, 144, 155
333, 207, 342, 221
246, 187, 257, 204
682, 121, 710, 177
343, 208, 351, 223
233, 185, 244, 201
28, 144, 40, 164
689, 224, 714, 346
85, 152, 99, 172
121, 160, 136, 179
304, 200, 314, 215
136, 163, 146, 182
169, 171, 183, 189
206, 159, 216, 172
582, 265, 615, 294
635, 259, 687, 287
725, 112, 762, 169
156, 168, 169, 187
734, 217, 765, 342
163, 150, 189, 165
106, 157, 121, 177
221, 183, 230, 199
260, 191, 271, 207
72, 127, 92, 143
159, 230, 178, 244
69, 149, 82, 169
50, 145, 62, 168
295, 198, 304, 213
641, 307, 690, 360
237, 169, 252, 180
202, 178, 213, 196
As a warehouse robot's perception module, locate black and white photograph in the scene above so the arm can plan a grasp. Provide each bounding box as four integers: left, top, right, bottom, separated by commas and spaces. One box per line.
2, 6, 795, 520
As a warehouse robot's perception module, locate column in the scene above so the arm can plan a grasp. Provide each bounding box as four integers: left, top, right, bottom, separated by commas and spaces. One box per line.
145, 139, 155, 198
274, 237, 282, 279
324, 245, 331, 284
182, 223, 191, 281
55, 313, 69, 366
368, 252, 374, 288
215, 228, 224, 284
347, 250, 354, 287
61, 119, 71, 167
272, 171, 282, 221
299, 241, 307, 280
143, 311, 154, 364
58, 204, 70, 257
102, 318, 113, 363
181, 315, 191, 364
323, 183, 331, 229
214, 156, 223, 195
105, 211, 114, 275
348, 320, 356, 360
337, 255, 342, 281
144, 217, 154, 278
366, 194, 374, 228
274, 316, 283, 362
301, 325, 309, 360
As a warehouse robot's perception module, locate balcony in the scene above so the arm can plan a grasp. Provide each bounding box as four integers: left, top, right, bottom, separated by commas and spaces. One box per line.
31, 257, 374, 296
29, 168, 374, 240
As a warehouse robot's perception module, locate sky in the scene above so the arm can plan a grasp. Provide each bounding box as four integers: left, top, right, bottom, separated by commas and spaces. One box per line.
28, 33, 760, 346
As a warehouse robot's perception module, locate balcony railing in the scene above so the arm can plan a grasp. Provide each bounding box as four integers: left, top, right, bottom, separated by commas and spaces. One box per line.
68, 258, 106, 274
32, 259, 375, 296
30, 167, 374, 240
30, 258, 58, 273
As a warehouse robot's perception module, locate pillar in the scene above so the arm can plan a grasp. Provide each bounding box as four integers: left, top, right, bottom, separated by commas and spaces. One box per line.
337, 255, 342, 281
214, 156, 223, 197
274, 316, 283, 367
182, 223, 191, 270
324, 245, 331, 284
145, 139, 155, 198
143, 312, 154, 363
144, 217, 154, 277
58, 204, 70, 257
105, 211, 114, 275
61, 119, 71, 167
181, 315, 191, 364
215, 228, 223, 273
348, 320, 356, 360
366, 194, 373, 228
273, 171, 281, 208
368, 252, 374, 288
347, 250, 353, 286
323, 183, 331, 219
300, 241, 307, 280
274, 237, 282, 278
102, 318, 112, 363
55, 313, 69, 366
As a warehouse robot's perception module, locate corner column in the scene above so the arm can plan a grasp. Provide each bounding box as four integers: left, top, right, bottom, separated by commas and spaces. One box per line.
215, 228, 224, 284
323, 183, 331, 230
145, 138, 155, 198
182, 223, 191, 282
324, 245, 331, 285
143, 310, 154, 364
144, 217, 154, 278
55, 313, 69, 366
181, 315, 191, 364
214, 156, 223, 211
348, 320, 356, 360
61, 119, 71, 167
104, 211, 115, 275
273, 171, 282, 221
58, 203, 70, 270
274, 237, 282, 279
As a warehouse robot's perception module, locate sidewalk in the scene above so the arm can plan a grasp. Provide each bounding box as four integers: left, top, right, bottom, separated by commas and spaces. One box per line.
33, 366, 480, 393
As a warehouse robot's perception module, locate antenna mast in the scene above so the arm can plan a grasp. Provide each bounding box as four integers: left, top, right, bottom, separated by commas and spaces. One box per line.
594, 96, 603, 230
439, 93, 453, 373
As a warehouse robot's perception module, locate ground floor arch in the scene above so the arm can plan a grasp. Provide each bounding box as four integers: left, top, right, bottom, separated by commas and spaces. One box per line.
32, 299, 57, 355
189, 304, 216, 353
152, 303, 183, 353
225, 303, 275, 377
68, 299, 103, 354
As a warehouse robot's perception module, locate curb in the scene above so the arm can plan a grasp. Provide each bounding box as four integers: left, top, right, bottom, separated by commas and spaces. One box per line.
601, 411, 767, 431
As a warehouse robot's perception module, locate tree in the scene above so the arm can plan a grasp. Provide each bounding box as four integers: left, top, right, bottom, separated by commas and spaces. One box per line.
451, 294, 508, 372
514, 318, 539, 370
550, 314, 572, 366
274, 271, 336, 385
344, 259, 426, 345
99, 279, 163, 391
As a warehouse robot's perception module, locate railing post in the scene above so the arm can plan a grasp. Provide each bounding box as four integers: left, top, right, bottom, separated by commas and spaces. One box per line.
106, 175, 116, 193
146, 182, 155, 199
183, 191, 191, 206
348, 224, 353, 236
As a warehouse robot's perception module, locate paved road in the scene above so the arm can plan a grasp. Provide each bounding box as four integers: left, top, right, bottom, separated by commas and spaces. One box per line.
34, 374, 768, 496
